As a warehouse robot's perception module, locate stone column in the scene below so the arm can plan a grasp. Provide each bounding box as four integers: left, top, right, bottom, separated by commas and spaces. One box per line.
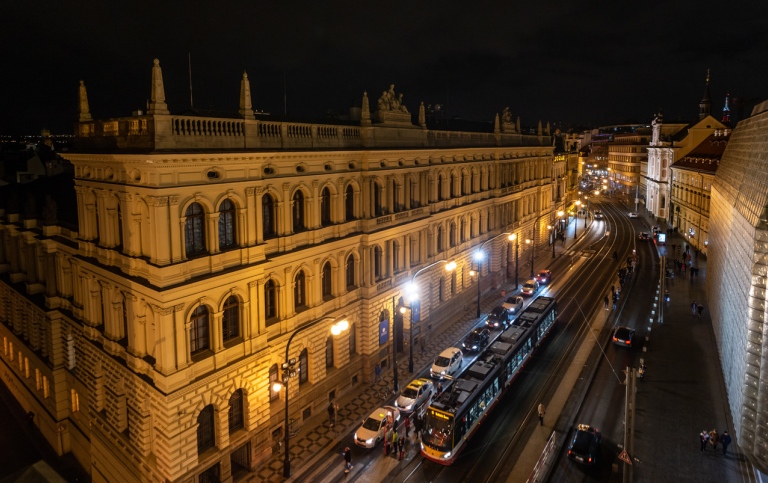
254, 280, 266, 334
178, 217, 187, 260
208, 212, 220, 254
283, 267, 293, 318
311, 180, 320, 229
151, 304, 177, 375
168, 196, 182, 263
147, 196, 171, 265
253, 187, 264, 244
281, 183, 291, 236
404, 235, 411, 270
117, 193, 138, 256
386, 240, 394, 278
211, 311, 223, 352
95, 190, 111, 246
246, 187, 257, 245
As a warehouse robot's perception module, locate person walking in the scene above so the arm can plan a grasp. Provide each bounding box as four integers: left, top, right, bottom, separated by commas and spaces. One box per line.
342, 446, 353, 473
328, 401, 337, 427
691, 301, 697, 317
398, 433, 405, 460
700, 430, 710, 452
391, 428, 399, 457
415, 414, 422, 440
604, 295, 609, 310
721, 431, 732, 456
538, 403, 546, 426
437, 382, 443, 396
374, 363, 382, 383
709, 429, 719, 450
698, 304, 704, 318
404, 415, 410, 437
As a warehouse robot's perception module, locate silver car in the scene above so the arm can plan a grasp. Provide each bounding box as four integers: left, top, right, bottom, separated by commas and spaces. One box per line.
502, 295, 525, 314
394, 378, 434, 413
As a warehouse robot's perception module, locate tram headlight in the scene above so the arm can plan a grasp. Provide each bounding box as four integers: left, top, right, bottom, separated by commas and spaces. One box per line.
444, 451, 452, 459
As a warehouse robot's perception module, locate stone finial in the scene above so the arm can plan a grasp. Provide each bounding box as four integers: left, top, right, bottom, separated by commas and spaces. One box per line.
537, 120, 543, 136
148, 58, 170, 115
78, 80, 92, 122
546, 122, 551, 136
239, 71, 255, 120
419, 101, 426, 128
361, 91, 371, 124
494, 113, 500, 134
516, 116, 521, 133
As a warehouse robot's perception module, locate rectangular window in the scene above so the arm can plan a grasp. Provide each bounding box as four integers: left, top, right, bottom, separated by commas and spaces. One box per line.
35, 369, 41, 390
9, 342, 13, 361
43, 377, 50, 398
24, 358, 29, 378
71, 389, 80, 412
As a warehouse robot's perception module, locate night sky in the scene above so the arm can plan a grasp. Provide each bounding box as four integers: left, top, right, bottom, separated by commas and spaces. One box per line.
2, 0, 767, 136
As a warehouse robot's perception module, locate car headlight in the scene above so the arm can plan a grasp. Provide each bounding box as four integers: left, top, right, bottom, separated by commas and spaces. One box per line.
472, 345, 477, 349
440, 370, 445, 374
404, 403, 413, 410
366, 438, 375, 445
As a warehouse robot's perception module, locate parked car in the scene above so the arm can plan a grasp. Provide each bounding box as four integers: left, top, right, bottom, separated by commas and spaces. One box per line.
394, 378, 434, 413
567, 424, 601, 465
502, 295, 525, 314
430, 347, 463, 379
521, 279, 540, 296
462, 327, 491, 352
354, 406, 401, 448
486, 306, 511, 329
628, 212, 639, 218
535, 270, 552, 284
612, 326, 636, 347
638, 232, 651, 241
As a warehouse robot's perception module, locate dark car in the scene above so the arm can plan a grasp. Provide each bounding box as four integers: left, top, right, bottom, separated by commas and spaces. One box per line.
486, 306, 511, 329
462, 327, 491, 352
535, 270, 552, 284
567, 424, 601, 465
638, 232, 651, 241
593, 210, 603, 220
612, 326, 636, 347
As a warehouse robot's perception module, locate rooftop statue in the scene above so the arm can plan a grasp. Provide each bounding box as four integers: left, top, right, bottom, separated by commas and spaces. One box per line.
502, 107, 512, 124
377, 84, 408, 113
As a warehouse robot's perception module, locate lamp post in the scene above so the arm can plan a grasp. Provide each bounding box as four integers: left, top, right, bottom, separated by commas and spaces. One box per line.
525, 237, 534, 278
277, 316, 349, 478
510, 234, 520, 290
470, 232, 518, 317
548, 225, 555, 258
404, 260, 456, 373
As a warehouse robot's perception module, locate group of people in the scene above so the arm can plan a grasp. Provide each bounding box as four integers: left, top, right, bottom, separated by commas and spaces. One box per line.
700, 429, 733, 456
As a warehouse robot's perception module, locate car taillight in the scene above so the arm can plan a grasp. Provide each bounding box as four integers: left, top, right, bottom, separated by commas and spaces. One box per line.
613, 337, 617, 342
567, 450, 572, 455
625, 340, 630, 345
588, 457, 592, 463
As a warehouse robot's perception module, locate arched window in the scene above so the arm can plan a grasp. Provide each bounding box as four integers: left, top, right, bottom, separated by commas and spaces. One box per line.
264, 280, 277, 323
345, 185, 355, 221
451, 272, 457, 295
438, 174, 445, 200
320, 187, 332, 226
184, 202, 206, 256
269, 364, 279, 402
451, 174, 457, 198
190, 305, 210, 354
262, 194, 276, 239
349, 323, 356, 355
438, 278, 444, 302
321, 262, 332, 299
460, 219, 466, 243
197, 405, 215, 454
373, 246, 383, 280
326, 335, 334, 368
450, 222, 457, 247
409, 178, 417, 208
436, 226, 443, 252
393, 241, 400, 272
470, 218, 476, 239
228, 389, 244, 433
346, 255, 356, 289
292, 191, 305, 232
218, 199, 236, 250
299, 348, 308, 385
294, 271, 306, 309
222, 295, 239, 343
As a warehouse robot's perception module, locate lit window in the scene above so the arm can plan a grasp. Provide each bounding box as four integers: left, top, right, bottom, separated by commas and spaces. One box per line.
71, 389, 80, 412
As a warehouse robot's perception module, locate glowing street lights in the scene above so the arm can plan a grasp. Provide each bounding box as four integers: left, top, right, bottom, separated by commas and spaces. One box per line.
469, 233, 518, 317
275, 317, 349, 478
404, 260, 456, 372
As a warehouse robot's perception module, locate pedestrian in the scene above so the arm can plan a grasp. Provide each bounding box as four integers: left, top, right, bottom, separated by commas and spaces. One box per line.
391, 428, 399, 457
404, 415, 410, 437
698, 304, 704, 318
604, 295, 609, 310
342, 446, 353, 473
721, 431, 732, 456
691, 301, 697, 317
709, 429, 719, 450
398, 433, 405, 460
374, 362, 382, 383
700, 430, 710, 452
437, 382, 443, 396
538, 403, 545, 426
328, 401, 337, 427
415, 414, 423, 439
611, 285, 615, 296
612, 293, 617, 310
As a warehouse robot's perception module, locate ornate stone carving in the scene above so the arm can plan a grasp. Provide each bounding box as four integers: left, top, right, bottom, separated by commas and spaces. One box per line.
377, 84, 409, 114
146, 196, 169, 207
245, 187, 255, 196
168, 195, 179, 205
150, 304, 175, 316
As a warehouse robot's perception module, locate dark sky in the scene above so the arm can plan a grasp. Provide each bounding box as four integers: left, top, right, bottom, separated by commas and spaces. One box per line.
2, 0, 767, 135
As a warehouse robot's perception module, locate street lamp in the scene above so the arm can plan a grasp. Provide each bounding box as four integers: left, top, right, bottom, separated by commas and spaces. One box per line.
548, 225, 555, 258
277, 316, 349, 478
472, 250, 484, 317
404, 260, 456, 372
509, 233, 519, 290
525, 237, 534, 278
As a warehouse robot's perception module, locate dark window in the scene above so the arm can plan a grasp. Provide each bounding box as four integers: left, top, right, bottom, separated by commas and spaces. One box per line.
269, 364, 279, 402
197, 405, 215, 454
292, 191, 305, 232
321, 262, 332, 299
294, 271, 306, 309
262, 194, 276, 239
438, 175, 445, 200
326, 336, 334, 368
460, 219, 466, 243
393, 242, 400, 272
451, 175, 457, 198
451, 272, 457, 295
190, 305, 210, 354
320, 187, 331, 226
349, 323, 356, 355
264, 280, 277, 322
218, 199, 236, 250
436, 226, 443, 252
222, 295, 239, 343
374, 246, 382, 280
450, 222, 457, 247
228, 389, 244, 433
409, 178, 417, 208
299, 348, 308, 385
346, 255, 356, 288
373, 182, 383, 217
199, 463, 220, 483
345, 185, 355, 221
185, 202, 206, 256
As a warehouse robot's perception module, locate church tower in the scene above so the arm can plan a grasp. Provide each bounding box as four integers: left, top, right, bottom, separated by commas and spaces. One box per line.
722, 92, 731, 124
699, 69, 712, 120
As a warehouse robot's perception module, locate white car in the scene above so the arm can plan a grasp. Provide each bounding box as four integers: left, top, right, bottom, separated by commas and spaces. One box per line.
502, 295, 525, 314
430, 347, 463, 379
354, 405, 400, 448
521, 279, 540, 296
628, 212, 639, 218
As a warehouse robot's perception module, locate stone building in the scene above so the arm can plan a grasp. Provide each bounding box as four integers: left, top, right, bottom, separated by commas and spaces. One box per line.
707, 98, 768, 473
669, 128, 730, 255
0, 60, 557, 482
607, 130, 650, 210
